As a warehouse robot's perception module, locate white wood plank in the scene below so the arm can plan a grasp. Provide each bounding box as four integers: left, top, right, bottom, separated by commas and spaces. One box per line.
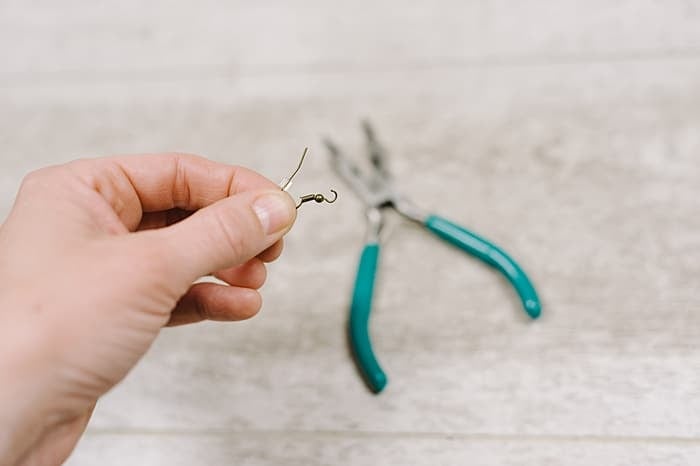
2, 0, 700, 77
66, 433, 700, 466
1, 40, 699, 466
81, 316, 700, 437
2, 1, 700, 465
0, 59, 691, 438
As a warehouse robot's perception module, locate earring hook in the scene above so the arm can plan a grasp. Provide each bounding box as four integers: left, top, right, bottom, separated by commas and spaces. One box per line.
295, 189, 338, 209
279, 148, 339, 210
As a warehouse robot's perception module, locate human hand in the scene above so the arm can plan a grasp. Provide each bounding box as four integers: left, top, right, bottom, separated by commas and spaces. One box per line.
0, 154, 297, 465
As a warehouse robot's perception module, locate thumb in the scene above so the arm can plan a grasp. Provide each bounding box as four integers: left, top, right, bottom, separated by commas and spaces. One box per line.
148, 189, 297, 284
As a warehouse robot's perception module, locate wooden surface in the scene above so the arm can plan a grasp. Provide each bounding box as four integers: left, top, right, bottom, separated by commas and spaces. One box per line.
1, 1, 700, 465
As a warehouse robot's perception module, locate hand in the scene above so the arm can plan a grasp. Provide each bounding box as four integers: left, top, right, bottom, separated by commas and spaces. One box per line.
0, 153, 297, 465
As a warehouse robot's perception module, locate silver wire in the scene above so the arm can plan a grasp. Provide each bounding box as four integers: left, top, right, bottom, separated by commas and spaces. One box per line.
279, 147, 308, 192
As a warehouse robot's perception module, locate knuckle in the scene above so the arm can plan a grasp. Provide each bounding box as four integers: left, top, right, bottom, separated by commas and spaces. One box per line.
19, 161, 87, 196
193, 294, 211, 321
20, 167, 56, 192
171, 154, 192, 207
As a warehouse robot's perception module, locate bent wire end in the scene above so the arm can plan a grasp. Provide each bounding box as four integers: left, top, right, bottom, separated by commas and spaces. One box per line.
280, 147, 309, 192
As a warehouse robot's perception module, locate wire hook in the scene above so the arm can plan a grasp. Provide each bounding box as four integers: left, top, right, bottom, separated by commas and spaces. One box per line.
279, 148, 339, 210
296, 189, 338, 209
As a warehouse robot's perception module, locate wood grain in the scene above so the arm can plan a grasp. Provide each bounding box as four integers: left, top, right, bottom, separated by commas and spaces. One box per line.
2, 1, 700, 464
2, 0, 700, 77
67, 433, 700, 466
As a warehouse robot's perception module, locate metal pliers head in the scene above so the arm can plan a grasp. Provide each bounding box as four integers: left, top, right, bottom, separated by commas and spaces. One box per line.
325, 122, 425, 240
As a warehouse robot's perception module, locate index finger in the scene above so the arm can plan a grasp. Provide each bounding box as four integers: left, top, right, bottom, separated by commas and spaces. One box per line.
69, 153, 282, 230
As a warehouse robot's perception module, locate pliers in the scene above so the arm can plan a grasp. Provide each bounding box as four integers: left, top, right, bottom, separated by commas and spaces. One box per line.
324, 122, 542, 394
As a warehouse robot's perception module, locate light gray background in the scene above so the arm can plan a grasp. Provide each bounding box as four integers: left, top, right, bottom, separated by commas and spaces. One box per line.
2, 1, 700, 465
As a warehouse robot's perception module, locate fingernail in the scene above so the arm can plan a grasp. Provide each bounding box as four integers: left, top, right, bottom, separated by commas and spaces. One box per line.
253, 191, 295, 234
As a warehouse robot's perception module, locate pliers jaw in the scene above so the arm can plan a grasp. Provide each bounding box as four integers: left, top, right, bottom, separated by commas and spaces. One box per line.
324, 136, 390, 209
324, 123, 427, 227
361, 120, 391, 181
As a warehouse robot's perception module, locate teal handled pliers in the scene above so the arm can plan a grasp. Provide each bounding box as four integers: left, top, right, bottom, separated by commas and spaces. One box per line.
324, 122, 541, 394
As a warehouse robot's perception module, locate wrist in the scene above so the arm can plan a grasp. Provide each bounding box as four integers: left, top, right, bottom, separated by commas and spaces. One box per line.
0, 291, 58, 464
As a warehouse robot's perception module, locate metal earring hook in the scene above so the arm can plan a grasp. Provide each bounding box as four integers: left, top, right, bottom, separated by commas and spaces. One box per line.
295, 189, 338, 209
279, 148, 339, 210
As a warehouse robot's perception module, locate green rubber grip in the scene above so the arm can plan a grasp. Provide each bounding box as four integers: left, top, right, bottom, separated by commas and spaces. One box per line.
349, 243, 387, 393
424, 215, 541, 319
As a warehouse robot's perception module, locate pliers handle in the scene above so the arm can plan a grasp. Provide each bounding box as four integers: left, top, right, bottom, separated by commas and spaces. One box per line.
350, 214, 540, 393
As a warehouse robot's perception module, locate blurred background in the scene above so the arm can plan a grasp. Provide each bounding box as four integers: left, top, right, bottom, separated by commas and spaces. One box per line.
2, 1, 700, 465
